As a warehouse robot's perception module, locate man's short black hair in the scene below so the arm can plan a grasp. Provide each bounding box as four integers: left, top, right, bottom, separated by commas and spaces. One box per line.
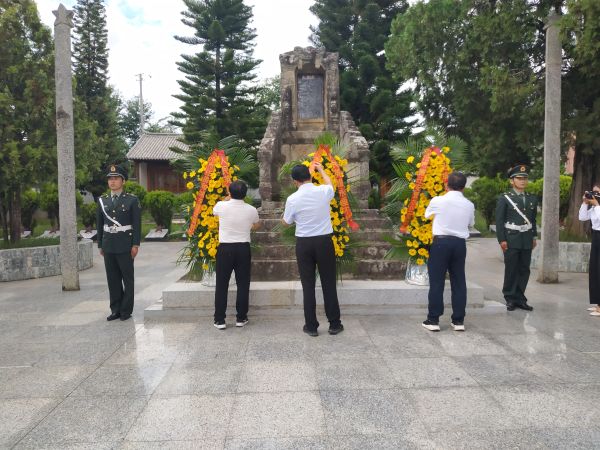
229, 180, 247, 199
291, 164, 311, 182
447, 172, 467, 191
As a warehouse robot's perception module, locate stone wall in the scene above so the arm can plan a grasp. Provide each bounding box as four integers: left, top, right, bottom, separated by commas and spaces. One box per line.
530, 241, 591, 273
0, 240, 93, 282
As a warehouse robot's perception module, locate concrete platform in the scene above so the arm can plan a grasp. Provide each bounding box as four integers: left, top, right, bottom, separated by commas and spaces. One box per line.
144, 280, 497, 319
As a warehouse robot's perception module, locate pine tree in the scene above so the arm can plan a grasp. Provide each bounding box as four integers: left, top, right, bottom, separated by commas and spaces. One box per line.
172, 0, 267, 149
310, 0, 415, 182
72, 0, 126, 196
0, 0, 56, 242
72, 0, 108, 102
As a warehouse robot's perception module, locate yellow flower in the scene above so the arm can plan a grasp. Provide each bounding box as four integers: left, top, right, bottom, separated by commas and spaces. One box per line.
190, 171, 196, 178
407, 156, 415, 164
409, 182, 416, 189
183, 172, 188, 179
409, 249, 417, 256
405, 172, 412, 180
202, 263, 209, 270
416, 258, 425, 265
186, 182, 194, 190
418, 248, 427, 256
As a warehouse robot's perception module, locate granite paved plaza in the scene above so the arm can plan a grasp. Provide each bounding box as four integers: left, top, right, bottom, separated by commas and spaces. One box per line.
1, 239, 600, 449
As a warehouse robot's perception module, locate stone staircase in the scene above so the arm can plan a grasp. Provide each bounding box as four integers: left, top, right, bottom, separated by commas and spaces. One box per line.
249, 207, 407, 281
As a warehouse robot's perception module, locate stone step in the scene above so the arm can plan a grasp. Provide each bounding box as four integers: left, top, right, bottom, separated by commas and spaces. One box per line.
253, 243, 392, 260
153, 279, 485, 312
251, 229, 397, 244
249, 258, 406, 281
256, 217, 394, 232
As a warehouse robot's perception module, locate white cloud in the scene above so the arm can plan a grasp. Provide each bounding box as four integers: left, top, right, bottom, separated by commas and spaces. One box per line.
36, 0, 317, 122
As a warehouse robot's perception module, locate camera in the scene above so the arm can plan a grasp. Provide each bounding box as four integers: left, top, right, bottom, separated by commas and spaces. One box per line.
585, 191, 600, 200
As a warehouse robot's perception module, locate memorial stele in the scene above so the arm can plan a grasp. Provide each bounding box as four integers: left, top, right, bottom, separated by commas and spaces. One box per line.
258, 47, 370, 211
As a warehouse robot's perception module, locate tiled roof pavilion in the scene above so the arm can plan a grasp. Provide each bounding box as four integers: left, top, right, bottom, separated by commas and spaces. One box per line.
126, 132, 189, 161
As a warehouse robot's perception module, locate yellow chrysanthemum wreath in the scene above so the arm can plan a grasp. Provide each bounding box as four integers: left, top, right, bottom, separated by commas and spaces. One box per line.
300, 152, 352, 258
181, 155, 239, 276
384, 136, 465, 267
401, 147, 451, 265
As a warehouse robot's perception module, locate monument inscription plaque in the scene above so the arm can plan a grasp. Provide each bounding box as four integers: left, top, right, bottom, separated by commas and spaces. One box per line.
298, 74, 324, 119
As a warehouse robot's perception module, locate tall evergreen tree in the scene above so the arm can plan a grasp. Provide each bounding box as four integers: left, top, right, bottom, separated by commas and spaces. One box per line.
118, 96, 154, 147
172, 0, 266, 149
563, 0, 600, 235
310, 0, 415, 182
0, 0, 55, 242
72, 0, 125, 196
385, 0, 549, 176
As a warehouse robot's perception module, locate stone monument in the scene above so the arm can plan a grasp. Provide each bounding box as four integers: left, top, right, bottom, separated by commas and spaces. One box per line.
254, 47, 403, 281
259, 47, 370, 210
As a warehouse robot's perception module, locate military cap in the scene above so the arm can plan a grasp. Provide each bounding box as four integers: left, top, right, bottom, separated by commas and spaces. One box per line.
106, 164, 128, 181
507, 164, 529, 179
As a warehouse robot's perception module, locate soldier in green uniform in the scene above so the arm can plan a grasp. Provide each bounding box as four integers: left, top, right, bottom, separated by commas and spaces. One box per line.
96, 164, 142, 321
495, 164, 538, 311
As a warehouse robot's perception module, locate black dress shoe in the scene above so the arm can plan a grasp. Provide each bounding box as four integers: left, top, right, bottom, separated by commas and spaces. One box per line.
328, 324, 344, 335
516, 303, 533, 311
120, 314, 132, 321
303, 325, 318, 337
106, 313, 120, 321
506, 303, 516, 311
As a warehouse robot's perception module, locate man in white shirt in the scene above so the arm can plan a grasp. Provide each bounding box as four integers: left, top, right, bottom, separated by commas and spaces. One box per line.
212, 181, 260, 330
422, 172, 475, 332
283, 163, 343, 337
579, 184, 600, 316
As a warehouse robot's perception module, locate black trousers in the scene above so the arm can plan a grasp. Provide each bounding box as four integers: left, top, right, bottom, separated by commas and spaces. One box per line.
502, 247, 532, 305
295, 234, 341, 331
103, 252, 135, 316
589, 231, 600, 305
214, 242, 251, 322
427, 236, 467, 323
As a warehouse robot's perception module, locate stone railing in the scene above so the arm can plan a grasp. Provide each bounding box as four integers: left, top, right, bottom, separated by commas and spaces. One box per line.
258, 110, 284, 209
530, 241, 591, 273
0, 240, 94, 282
340, 111, 370, 209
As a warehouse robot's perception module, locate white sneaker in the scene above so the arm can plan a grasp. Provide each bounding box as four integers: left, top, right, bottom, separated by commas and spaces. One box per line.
587, 306, 598, 312
451, 322, 465, 331
422, 320, 440, 332
236, 318, 249, 327
213, 321, 226, 330
590, 311, 600, 317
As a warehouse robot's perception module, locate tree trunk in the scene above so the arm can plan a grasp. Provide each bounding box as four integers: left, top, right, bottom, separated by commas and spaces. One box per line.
8, 186, 22, 243
0, 193, 9, 246
564, 144, 600, 236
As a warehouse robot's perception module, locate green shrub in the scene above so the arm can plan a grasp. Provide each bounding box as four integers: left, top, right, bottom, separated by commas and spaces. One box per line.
527, 175, 572, 219
123, 181, 147, 205
173, 191, 195, 214
467, 176, 510, 226
21, 189, 39, 231
144, 190, 176, 230
79, 202, 97, 229
39, 183, 59, 229
39, 183, 83, 230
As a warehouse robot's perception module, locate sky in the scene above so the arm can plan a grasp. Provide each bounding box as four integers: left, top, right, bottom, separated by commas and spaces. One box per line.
36, 0, 318, 121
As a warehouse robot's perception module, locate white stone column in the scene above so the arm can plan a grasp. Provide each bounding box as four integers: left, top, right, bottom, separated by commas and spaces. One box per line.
54, 4, 80, 290
537, 12, 561, 284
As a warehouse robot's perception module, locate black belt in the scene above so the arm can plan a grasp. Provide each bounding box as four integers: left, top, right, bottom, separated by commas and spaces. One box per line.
433, 235, 465, 240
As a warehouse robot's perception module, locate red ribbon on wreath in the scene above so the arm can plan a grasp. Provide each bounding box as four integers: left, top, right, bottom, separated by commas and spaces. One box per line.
309, 144, 359, 231
399, 146, 447, 234
187, 149, 232, 237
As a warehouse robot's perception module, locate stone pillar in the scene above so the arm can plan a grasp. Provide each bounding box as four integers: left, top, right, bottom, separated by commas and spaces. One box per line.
537, 12, 561, 284
54, 4, 80, 290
